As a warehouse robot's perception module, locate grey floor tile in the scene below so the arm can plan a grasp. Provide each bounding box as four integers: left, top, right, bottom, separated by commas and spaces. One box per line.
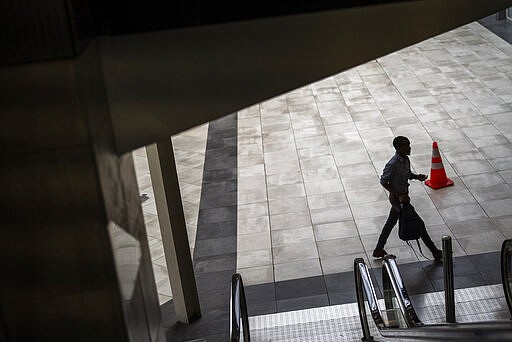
274, 259, 323, 282
300, 155, 337, 170
266, 171, 302, 187
333, 149, 371, 166
479, 143, 512, 159
261, 150, 298, 167
470, 183, 512, 202
310, 205, 353, 225
270, 211, 311, 230
238, 232, 271, 252
457, 230, 506, 254
448, 218, 500, 238
317, 237, 365, 258
294, 135, 330, 150
313, 220, 359, 241
337, 162, 377, 178
237, 265, 274, 286
297, 144, 333, 159
460, 172, 504, 188
237, 249, 272, 269
194, 236, 237, 258
470, 134, 510, 148
301, 167, 339, 183
237, 216, 270, 235
480, 198, 512, 218
462, 124, 501, 138
439, 203, 487, 224
272, 241, 319, 264
351, 200, 390, 219
345, 188, 388, 204
268, 196, 308, 216
276, 294, 329, 312
237, 187, 267, 205
304, 179, 344, 196
265, 160, 301, 176
267, 183, 306, 200
428, 188, 477, 209
489, 156, 512, 171
238, 202, 268, 219
321, 252, 368, 274
341, 174, 381, 191
356, 213, 388, 231
307, 192, 348, 210
493, 215, 512, 232
272, 227, 315, 246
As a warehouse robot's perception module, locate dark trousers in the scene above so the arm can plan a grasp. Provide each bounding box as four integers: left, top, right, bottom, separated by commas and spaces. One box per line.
376, 206, 438, 253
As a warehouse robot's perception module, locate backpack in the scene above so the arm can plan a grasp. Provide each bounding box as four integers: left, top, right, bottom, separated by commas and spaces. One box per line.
398, 202, 425, 241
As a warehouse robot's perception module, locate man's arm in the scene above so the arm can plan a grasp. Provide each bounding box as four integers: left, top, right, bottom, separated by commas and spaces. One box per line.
409, 171, 427, 181
380, 162, 398, 193
381, 160, 410, 203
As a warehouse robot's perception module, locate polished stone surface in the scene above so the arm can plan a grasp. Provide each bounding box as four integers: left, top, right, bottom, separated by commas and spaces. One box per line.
237, 22, 512, 286
136, 20, 512, 320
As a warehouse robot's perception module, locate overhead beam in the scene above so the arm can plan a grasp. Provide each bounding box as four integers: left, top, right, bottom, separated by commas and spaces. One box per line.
99, 0, 512, 154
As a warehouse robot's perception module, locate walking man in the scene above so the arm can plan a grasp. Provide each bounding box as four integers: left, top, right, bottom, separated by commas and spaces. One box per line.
373, 136, 443, 260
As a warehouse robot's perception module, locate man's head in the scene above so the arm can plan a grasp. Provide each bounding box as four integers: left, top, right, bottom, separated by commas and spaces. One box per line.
393, 136, 411, 156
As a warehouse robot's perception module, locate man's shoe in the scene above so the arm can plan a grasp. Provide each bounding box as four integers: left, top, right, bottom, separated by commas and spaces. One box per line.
372, 249, 387, 258
433, 249, 443, 261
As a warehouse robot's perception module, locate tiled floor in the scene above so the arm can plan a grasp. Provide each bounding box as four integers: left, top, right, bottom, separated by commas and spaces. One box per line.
250, 284, 510, 341
237, 21, 512, 286
135, 17, 512, 342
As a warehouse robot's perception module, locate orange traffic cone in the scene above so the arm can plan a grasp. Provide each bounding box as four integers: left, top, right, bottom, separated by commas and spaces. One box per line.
425, 141, 454, 189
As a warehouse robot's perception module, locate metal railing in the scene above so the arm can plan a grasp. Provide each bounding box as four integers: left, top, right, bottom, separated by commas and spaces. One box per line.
502, 239, 512, 316
230, 273, 251, 342
354, 252, 512, 341
443, 235, 456, 323
382, 254, 423, 328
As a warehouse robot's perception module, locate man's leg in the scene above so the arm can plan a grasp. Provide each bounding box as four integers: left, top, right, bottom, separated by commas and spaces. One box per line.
421, 230, 442, 259
375, 207, 400, 251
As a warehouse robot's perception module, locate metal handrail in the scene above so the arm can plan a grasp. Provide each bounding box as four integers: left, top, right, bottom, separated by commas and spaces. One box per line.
443, 235, 456, 323
354, 256, 512, 341
230, 273, 251, 342
354, 257, 383, 341
501, 239, 512, 316
382, 255, 423, 328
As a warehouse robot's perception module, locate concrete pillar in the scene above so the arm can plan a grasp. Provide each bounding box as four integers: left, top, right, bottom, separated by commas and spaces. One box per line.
146, 141, 201, 323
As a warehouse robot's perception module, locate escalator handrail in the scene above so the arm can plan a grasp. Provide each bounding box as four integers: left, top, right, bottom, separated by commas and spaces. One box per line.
501, 239, 512, 316
230, 273, 251, 342
354, 257, 512, 340
382, 254, 423, 328
354, 257, 385, 341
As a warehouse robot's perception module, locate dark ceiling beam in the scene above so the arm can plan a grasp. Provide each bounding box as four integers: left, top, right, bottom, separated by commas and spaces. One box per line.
99, 0, 512, 154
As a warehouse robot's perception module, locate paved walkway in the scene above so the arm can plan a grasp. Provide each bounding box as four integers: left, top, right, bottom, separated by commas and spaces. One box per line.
134, 21, 512, 313
236, 21, 512, 286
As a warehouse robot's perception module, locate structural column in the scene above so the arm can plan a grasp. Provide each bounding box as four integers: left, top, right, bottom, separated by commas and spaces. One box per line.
146, 141, 201, 323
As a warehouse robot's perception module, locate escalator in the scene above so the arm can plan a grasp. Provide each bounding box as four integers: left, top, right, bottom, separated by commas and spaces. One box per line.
354, 239, 512, 341
229, 239, 512, 341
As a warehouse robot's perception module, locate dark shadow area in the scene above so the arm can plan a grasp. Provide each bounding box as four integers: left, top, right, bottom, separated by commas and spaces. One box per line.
243, 251, 501, 316
479, 12, 512, 43
103, 0, 414, 35
162, 114, 238, 342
